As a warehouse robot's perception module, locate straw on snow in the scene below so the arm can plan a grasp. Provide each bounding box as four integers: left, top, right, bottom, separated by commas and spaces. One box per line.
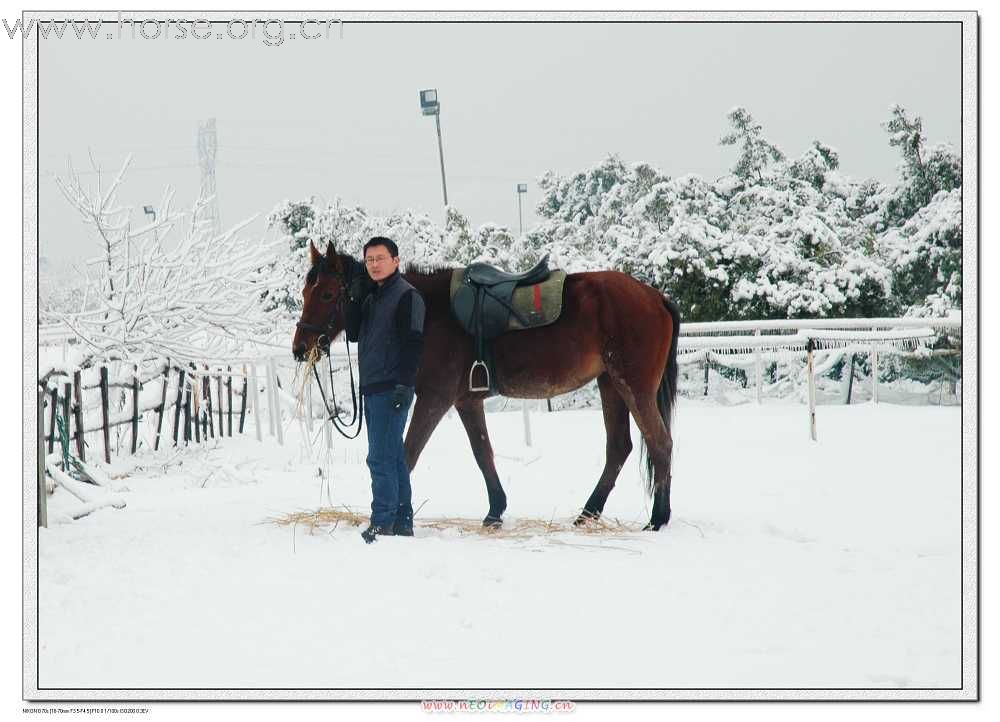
264, 507, 646, 539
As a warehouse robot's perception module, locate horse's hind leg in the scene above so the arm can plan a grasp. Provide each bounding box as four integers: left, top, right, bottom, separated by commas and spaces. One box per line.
633, 393, 673, 531
606, 376, 674, 531
454, 399, 507, 528
575, 373, 632, 525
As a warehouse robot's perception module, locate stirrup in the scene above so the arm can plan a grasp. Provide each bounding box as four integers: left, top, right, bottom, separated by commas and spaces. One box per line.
468, 360, 490, 392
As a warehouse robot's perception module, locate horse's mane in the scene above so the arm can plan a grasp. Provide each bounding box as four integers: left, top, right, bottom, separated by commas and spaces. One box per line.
403, 261, 457, 277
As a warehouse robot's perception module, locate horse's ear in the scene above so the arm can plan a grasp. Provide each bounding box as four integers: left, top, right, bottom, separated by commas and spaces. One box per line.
326, 242, 343, 272
308, 240, 322, 267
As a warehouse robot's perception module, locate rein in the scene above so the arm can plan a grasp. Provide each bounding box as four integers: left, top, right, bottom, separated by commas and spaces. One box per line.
312, 339, 364, 439
296, 256, 365, 439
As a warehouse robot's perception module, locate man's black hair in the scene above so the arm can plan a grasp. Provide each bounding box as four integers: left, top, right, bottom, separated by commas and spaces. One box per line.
363, 236, 399, 258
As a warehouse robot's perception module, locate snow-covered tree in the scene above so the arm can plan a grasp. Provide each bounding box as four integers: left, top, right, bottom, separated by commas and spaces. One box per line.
868, 106, 963, 317
880, 105, 962, 228
607, 173, 731, 321
52, 155, 286, 365
265, 104, 961, 330
789, 141, 841, 192
878, 187, 962, 318
719, 106, 786, 184
721, 175, 891, 319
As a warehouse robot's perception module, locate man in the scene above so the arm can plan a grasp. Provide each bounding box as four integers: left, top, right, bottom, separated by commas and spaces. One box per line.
345, 237, 426, 544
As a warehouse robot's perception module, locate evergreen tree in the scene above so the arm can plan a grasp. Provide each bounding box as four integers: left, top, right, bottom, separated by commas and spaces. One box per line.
880, 105, 961, 227
719, 107, 786, 183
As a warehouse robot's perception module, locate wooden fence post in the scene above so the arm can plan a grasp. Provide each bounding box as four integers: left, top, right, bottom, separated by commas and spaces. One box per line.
131, 364, 140, 454
99, 366, 111, 464
73, 370, 86, 461
250, 363, 263, 442
172, 367, 186, 446
204, 364, 215, 439
843, 354, 857, 405
227, 366, 233, 437
37, 388, 47, 529
754, 328, 763, 404
183, 374, 192, 445
871, 342, 880, 405
190, 364, 201, 444
264, 360, 275, 438
217, 374, 224, 436
238, 366, 248, 434
61, 382, 71, 458
154, 362, 170, 451
807, 338, 817, 442
199, 366, 207, 440
268, 357, 284, 446
47, 386, 57, 454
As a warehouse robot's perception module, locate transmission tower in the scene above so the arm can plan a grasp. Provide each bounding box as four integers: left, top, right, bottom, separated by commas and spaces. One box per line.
197, 117, 222, 239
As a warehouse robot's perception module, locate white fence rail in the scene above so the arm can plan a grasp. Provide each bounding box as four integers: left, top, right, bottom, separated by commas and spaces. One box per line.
677, 315, 961, 439
39, 316, 961, 459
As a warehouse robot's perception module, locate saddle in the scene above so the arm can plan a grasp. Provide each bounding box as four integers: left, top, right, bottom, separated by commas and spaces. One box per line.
449, 254, 567, 393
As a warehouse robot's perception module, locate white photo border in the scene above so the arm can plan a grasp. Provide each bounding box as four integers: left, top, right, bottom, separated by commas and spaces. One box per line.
22, 9, 979, 702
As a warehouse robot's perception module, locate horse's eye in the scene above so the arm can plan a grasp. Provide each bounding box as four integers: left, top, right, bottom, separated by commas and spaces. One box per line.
320, 292, 335, 303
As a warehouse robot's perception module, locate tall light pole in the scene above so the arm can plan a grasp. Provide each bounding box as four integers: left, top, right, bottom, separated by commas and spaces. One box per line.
516, 183, 527, 237
515, 182, 537, 438
197, 117, 222, 239
420, 89, 448, 208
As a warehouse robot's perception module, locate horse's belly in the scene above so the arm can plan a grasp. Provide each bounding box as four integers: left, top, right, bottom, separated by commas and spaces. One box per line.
493, 346, 604, 399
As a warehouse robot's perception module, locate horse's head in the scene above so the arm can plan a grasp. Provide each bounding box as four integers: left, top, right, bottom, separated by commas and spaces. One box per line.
292, 241, 359, 361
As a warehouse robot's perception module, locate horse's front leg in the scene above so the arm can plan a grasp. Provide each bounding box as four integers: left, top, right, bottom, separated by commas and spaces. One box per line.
454, 399, 507, 528
403, 390, 453, 472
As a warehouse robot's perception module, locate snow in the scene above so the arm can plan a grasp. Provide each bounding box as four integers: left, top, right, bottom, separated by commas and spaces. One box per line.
38, 399, 961, 689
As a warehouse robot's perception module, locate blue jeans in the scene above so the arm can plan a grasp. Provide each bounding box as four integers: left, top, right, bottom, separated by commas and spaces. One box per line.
363, 389, 414, 529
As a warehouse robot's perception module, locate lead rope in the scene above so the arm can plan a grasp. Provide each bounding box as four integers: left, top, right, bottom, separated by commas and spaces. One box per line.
312, 333, 365, 439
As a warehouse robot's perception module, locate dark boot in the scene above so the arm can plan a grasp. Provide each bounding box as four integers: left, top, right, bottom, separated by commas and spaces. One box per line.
361, 524, 393, 544
393, 519, 414, 537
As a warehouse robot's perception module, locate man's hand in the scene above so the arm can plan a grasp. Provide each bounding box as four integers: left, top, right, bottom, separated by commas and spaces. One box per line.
392, 384, 414, 411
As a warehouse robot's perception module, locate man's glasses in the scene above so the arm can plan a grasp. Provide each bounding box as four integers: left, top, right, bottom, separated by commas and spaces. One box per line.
365, 255, 391, 266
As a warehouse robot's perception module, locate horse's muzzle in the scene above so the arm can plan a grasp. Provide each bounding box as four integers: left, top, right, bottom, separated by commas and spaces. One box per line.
292, 336, 331, 362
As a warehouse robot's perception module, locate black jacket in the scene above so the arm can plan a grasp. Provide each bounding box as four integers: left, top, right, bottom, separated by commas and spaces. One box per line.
345, 269, 425, 396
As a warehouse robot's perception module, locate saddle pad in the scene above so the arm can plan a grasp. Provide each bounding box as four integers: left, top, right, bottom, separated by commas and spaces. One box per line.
449, 268, 567, 336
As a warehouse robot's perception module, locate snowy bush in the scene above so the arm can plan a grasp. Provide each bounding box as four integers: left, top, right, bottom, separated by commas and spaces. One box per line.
52, 155, 287, 365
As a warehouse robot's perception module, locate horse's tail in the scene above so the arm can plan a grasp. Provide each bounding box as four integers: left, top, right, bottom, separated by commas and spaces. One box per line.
641, 295, 681, 495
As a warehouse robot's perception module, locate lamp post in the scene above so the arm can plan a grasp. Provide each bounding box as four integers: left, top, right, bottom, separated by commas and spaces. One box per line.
419, 88, 449, 208
515, 182, 539, 434
516, 183, 527, 238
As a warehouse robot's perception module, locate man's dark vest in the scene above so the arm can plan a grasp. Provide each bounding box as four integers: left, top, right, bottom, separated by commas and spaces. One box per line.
357, 271, 418, 393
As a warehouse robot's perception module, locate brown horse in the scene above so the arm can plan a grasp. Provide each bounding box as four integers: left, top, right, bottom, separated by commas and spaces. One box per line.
292, 242, 681, 531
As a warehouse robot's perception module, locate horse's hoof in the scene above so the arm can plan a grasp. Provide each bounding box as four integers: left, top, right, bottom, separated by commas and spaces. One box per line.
574, 510, 600, 526
642, 522, 663, 532
482, 516, 503, 529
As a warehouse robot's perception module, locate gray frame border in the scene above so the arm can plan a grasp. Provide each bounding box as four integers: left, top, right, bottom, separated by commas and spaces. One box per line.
22, 9, 979, 703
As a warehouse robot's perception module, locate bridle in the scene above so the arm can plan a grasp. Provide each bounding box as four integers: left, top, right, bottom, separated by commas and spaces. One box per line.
295, 256, 365, 439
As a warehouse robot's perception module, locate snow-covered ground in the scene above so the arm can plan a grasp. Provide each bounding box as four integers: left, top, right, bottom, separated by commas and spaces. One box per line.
38, 399, 961, 690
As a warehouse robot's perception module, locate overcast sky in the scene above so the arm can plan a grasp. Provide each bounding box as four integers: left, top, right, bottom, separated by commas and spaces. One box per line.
38, 20, 961, 265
